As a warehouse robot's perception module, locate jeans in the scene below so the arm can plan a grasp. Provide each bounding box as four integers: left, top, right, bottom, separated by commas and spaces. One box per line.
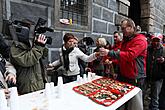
149, 79, 163, 110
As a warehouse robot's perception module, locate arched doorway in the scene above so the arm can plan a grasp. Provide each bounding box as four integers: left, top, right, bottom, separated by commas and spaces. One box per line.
128, 0, 141, 26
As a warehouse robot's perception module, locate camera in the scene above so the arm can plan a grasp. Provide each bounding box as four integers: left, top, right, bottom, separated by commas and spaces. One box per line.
34, 18, 54, 45
2, 19, 30, 40
2, 18, 54, 45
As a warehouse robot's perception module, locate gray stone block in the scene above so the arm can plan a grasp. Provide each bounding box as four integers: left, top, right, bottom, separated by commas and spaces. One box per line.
93, 20, 107, 34
93, 4, 101, 19
10, 2, 47, 22
108, 0, 118, 11
115, 14, 126, 25
108, 23, 117, 34
45, 32, 63, 48
93, 0, 108, 8
118, 2, 128, 16
72, 33, 84, 40
103, 8, 114, 23
23, 0, 54, 7
51, 50, 60, 61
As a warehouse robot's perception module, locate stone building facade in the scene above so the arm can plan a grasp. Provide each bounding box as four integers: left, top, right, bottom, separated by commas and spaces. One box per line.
0, 0, 165, 62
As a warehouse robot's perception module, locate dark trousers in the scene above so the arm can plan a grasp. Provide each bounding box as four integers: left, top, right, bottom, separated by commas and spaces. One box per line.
149, 79, 163, 110
159, 79, 165, 110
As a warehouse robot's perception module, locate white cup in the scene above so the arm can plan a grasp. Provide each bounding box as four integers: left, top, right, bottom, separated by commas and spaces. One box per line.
91, 73, 96, 80
87, 72, 92, 81
50, 82, 55, 94
0, 89, 8, 110
77, 75, 81, 83
83, 74, 87, 83
56, 77, 63, 98
9, 87, 19, 110
45, 83, 51, 98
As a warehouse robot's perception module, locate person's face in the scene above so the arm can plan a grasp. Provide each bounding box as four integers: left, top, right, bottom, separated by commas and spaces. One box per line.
121, 21, 134, 37
151, 38, 160, 48
114, 33, 121, 44
65, 38, 78, 48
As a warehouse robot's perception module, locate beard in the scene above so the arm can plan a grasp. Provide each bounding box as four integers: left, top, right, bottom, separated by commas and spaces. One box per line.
151, 43, 160, 48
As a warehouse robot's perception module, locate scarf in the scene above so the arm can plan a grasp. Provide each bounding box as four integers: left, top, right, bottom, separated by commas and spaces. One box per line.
62, 45, 74, 71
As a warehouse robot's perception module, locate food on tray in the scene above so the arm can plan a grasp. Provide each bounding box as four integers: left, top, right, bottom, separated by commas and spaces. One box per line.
73, 82, 102, 96
73, 77, 135, 106
89, 89, 122, 106
108, 82, 134, 94
92, 77, 134, 94
92, 77, 116, 87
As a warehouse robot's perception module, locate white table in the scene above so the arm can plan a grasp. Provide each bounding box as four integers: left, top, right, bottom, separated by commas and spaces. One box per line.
17, 78, 141, 110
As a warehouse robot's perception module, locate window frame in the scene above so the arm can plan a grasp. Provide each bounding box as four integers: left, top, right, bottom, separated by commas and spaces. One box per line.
54, 0, 92, 32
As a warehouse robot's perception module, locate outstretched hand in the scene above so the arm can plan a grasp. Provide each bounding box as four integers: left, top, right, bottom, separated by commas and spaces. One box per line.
99, 47, 109, 56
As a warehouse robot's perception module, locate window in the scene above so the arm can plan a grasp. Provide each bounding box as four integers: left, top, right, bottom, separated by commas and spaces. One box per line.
54, 0, 92, 32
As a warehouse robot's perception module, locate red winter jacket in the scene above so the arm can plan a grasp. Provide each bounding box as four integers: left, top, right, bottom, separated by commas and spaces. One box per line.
119, 34, 147, 79
108, 34, 147, 79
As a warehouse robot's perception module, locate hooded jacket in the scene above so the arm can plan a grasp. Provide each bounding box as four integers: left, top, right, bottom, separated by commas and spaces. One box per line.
108, 34, 147, 79
10, 41, 48, 94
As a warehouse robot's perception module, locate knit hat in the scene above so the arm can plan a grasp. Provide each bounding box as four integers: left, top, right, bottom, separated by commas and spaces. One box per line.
151, 33, 163, 41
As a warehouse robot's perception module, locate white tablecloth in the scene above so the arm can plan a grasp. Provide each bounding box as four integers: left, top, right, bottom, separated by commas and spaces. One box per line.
17, 78, 141, 110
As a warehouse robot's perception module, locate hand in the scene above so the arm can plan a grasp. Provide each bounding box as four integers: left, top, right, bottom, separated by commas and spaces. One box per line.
85, 67, 92, 72
46, 64, 54, 71
4, 89, 10, 99
99, 48, 109, 56
112, 73, 118, 79
36, 34, 47, 45
157, 57, 164, 63
5, 73, 16, 84
105, 59, 112, 64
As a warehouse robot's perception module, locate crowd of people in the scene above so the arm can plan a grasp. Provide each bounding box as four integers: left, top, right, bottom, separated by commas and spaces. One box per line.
0, 18, 165, 110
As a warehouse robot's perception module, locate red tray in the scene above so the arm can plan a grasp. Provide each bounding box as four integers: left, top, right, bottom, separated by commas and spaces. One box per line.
73, 82, 102, 96
73, 77, 135, 106
92, 77, 135, 94
88, 88, 123, 106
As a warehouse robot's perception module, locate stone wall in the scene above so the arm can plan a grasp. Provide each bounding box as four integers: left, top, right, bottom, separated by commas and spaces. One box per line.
0, 0, 127, 62
0, 0, 3, 31
0, 0, 132, 61
152, 0, 165, 33
140, 0, 165, 33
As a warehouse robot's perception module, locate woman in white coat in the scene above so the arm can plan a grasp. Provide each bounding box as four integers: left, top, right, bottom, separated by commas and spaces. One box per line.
48, 33, 100, 83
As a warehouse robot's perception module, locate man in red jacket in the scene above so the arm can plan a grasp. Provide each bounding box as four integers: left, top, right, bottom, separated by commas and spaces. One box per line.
100, 18, 148, 110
